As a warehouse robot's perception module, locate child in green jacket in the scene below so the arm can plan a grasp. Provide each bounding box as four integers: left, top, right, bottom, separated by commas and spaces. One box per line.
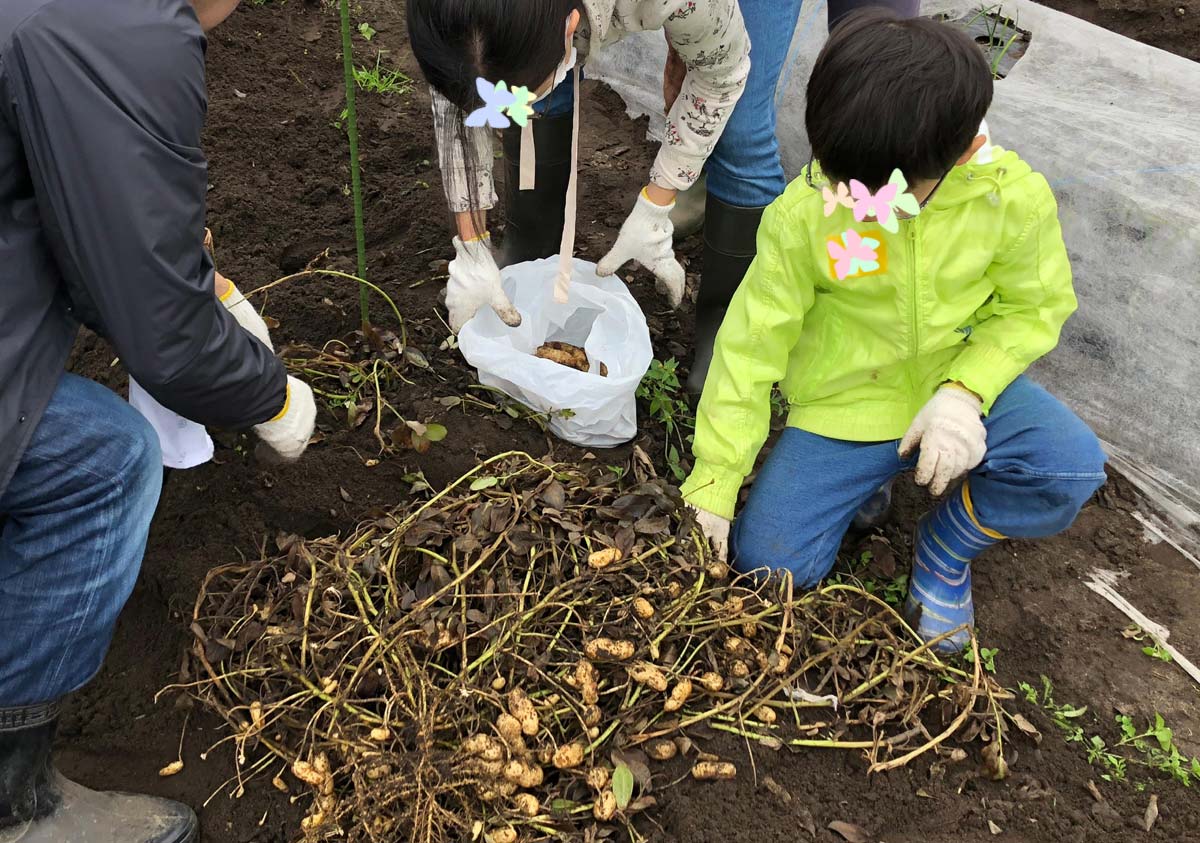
680, 9, 1107, 652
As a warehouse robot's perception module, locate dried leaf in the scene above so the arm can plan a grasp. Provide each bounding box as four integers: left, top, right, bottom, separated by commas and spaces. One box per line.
1011, 713, 1042, 745
471, 477, 499, 492
339, 487, 352, 503
1143, 794, 1159, 832
828, 820, 870, 843
988, 820, 1002, 835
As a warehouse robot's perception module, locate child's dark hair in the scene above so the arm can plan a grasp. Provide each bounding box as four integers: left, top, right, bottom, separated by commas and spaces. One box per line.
406, 0, 583, 223
407, 0, 583, 112
806, 9, 993, 190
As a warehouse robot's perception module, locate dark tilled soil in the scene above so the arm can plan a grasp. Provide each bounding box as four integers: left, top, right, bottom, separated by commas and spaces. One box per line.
56, 2, 1200, 842
1037, 0, 1199, 62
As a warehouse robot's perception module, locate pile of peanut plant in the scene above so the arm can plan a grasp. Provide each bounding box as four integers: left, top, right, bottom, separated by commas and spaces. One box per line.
180, 453, 1009, 843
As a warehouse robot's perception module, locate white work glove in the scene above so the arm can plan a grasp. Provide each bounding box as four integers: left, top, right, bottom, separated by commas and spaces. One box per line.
254, 376, 317, 462
899, 384, 988, 496
219, 272, 274, 352
597, 191, 686, 308
447, 235, 522, 333
689, 504, 731, 563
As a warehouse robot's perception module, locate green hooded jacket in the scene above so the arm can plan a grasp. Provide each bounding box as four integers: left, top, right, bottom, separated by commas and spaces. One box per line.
680, 146, 1076, 520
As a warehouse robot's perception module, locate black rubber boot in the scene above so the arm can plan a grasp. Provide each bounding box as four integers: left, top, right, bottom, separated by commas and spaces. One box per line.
686, 195, 766, 396
495, 112, 574, 268
1, 710, 197, 842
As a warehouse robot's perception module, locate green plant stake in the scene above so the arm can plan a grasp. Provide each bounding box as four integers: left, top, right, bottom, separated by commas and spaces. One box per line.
339, 0, 370, 330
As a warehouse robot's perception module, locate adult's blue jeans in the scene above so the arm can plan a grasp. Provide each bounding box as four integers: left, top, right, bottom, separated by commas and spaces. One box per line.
0, 374, 162, 711
732, 377, 1108, 587
707, 0, 922, 208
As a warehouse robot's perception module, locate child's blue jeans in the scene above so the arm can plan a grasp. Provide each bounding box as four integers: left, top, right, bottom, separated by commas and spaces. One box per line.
732, 377, 1108, 586
0, 374, 162, 711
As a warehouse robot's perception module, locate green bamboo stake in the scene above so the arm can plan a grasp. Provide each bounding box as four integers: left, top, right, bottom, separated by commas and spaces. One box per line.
339, 0, 371, 329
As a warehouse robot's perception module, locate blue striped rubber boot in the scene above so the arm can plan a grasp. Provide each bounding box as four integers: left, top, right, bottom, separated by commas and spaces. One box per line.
905, 483, 1003, 654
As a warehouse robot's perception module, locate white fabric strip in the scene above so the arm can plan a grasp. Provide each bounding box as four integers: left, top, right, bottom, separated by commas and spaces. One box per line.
519, 120, 537, 191
553, 65, 581, 304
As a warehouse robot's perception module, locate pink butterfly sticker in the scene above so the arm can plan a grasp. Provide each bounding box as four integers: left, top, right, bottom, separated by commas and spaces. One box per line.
850, 180, 899, 228
827, 230, 881, 280
822, 182, 853, 217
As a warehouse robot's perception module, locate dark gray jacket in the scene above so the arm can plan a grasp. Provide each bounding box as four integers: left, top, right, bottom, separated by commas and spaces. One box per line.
0, 0, 286, 497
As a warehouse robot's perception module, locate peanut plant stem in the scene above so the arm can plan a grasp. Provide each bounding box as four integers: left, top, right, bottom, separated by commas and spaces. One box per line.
338, 0, 370, 329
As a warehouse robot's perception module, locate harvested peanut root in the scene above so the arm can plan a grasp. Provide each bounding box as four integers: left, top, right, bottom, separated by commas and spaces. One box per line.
585, 638, 636, 661
490, 827, 518, 843
553, 742, 585, 770
586, 767, 610, 790
503, 759, 544, 788
576, 660, 600, 706
507, 689, 540, 736
587, 547, 622, 570
697, 672, 724, 693
627, 661, 669, 692
512, 792, 540, 817
692, 761, 737, 781
754, 705, 777, 725
535, 342, 608, 377
292, 759, 325, 787
647, 739, 678, 761
632, 597, 655, 619
664, 678, 692, 713
593, 788, 618, 821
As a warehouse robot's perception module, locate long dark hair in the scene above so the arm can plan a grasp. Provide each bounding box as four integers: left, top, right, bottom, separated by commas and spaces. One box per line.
407, 0, 584, 223
806, 8, 993, 190
408, 0, 582, 111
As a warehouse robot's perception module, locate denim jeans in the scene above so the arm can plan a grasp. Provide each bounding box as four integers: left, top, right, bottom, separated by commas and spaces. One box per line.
732, 377, 1108, 587
0, 374, 162, 708
707, 0, 922, 208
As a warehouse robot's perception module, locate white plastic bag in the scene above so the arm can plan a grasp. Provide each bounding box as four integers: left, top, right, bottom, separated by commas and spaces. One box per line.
128, 377, 214, 469
458, 257, 653, 447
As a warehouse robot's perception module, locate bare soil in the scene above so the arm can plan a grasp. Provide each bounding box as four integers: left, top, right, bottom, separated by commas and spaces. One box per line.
57, 2, 1199, 842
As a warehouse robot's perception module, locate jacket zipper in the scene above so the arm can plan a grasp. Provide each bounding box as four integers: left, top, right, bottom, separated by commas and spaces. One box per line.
906, 217, 921, 411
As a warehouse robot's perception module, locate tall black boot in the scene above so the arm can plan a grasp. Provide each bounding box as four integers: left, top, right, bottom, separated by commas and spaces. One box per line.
686, 195, 766, 396
494, 112, 574, 268
1, 707, 197, 842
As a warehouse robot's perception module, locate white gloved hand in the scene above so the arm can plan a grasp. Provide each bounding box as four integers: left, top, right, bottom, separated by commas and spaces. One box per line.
447, 235, 522, 333
253, 376, 317, 462
689, 504, 731, 563
899, 384, 987, 496
219, 272, 274, 352
597, 191, 686, 308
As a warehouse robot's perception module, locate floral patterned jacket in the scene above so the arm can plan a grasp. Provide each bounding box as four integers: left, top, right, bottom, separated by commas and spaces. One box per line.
430, 0, 751, 212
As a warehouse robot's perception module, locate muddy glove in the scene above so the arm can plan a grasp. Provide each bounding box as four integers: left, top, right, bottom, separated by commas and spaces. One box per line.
447, 235, 522, 333
218, 271, 274, 351
689, 504, 731, 563
598, 190, 686, 308
899, 384, 987, 496
254, 376, 316, 462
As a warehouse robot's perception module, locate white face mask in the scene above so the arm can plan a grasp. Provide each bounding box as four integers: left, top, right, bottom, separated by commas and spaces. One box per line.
532, 21, 578, 104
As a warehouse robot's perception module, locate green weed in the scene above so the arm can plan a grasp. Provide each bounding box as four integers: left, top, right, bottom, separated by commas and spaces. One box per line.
964, 646, 999, 675
358, 22, 376, 41
1021, 676, 1200, 787
637, 359, 694, 482
353, 56, 412, 96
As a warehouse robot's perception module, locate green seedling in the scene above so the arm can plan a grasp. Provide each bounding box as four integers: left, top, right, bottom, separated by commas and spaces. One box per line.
353, 55, 413, 96
637, 359, 695, 482
964, 646, 999, 675
1116, 714, 1200, 787
358, 22, 376, 40
1142, 644, 1173, 663
1018, 676, 1087, 743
